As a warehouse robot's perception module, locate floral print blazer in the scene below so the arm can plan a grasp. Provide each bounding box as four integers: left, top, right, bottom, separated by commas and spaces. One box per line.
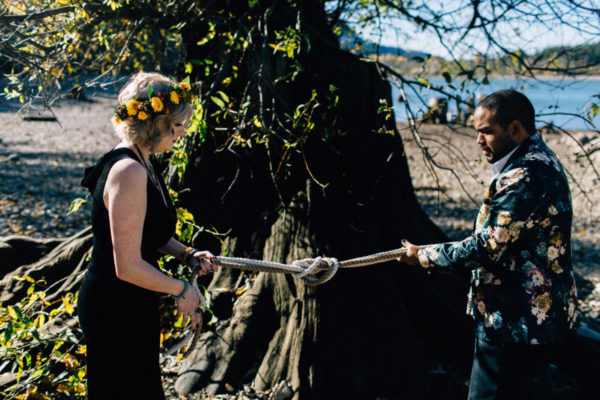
418, 134, 577, 344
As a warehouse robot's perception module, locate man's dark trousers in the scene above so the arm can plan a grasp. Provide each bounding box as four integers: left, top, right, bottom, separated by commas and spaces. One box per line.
467, 337, 561, 400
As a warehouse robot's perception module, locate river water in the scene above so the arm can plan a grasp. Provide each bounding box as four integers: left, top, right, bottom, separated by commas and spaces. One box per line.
391, 77, 600, 130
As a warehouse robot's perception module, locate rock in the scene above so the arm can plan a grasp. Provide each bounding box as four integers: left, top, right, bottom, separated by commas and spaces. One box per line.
271, 381, 293, 400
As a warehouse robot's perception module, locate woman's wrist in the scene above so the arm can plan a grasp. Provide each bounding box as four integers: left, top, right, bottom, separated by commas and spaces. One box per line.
173, 279, 189, 300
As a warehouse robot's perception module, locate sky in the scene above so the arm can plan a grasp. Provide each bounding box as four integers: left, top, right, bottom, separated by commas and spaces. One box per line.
351, 0, 600, 58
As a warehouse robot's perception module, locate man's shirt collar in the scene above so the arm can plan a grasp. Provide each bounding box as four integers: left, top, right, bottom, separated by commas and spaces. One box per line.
490, 144, 521, 183
490, 134, 538, 182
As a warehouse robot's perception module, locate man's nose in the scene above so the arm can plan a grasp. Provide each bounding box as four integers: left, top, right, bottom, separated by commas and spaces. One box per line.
476, 132, 484, 145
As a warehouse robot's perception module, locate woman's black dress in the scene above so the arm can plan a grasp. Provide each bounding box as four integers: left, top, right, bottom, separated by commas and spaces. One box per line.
77, 148, 176, 399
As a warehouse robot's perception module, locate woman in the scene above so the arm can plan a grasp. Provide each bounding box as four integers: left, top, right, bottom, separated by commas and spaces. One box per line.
77, 72, 216, 399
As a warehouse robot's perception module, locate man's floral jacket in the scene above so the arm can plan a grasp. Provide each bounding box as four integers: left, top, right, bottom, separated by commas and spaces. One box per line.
418, 134, 577, 344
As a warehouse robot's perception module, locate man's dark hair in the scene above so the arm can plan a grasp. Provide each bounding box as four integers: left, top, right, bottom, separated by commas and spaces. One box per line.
477, 89, 536, 135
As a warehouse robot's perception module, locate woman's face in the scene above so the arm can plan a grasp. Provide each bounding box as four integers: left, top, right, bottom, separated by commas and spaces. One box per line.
154, 120, 186, 153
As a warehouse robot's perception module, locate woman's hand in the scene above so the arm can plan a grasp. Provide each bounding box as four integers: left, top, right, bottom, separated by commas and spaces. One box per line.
187, 250, 218, 277
175, 283, 203, 327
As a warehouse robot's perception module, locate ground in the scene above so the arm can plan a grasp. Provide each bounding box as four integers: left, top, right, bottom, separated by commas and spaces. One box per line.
0, 97, 598, 398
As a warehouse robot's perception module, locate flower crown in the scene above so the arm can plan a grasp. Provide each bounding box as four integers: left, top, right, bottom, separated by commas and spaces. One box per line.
114, 80, 193, 123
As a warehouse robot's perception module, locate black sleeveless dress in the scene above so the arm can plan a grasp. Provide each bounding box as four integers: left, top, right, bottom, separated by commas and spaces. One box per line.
77, 148, 176, 400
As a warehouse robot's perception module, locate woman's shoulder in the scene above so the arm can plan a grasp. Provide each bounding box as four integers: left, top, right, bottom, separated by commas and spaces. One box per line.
109, 157, 146, 182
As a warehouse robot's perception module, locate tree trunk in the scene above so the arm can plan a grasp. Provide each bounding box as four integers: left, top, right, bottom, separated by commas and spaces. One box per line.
0, 227, 91, 304
168, 3, 474, 397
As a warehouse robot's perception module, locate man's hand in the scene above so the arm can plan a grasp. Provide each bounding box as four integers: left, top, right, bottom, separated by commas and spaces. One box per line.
187, 250, 218, 276
397, 239, 422, 266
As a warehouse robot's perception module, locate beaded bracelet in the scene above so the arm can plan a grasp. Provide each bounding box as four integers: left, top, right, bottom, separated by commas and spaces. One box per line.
183, 247, 199, 265
173, 279, 190, 300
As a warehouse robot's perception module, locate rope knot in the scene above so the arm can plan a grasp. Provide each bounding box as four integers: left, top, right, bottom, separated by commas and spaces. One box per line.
292, 256, 339, 286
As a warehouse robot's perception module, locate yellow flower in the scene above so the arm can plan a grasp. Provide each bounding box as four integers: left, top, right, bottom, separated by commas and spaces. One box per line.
170, 91, 179, 104
493, 227, 509, 243
549, 233, 562, 246
138, 111, 149, 120
179, 82, 191, 91
476, 205, 490, 230
547, 246, 559, 261
551, 261, 564, 274
508, 221, 524, 241
533, 293, 552, 312
497, 212, 512, 226
126, 99, 140, 116
150, 96, 164, 112
486, 238, 500, 252
532, 293, 552, 325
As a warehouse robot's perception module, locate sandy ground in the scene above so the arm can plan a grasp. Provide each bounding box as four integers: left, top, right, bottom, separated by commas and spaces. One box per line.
1, 98, 599, 398
0, 97, 119, 238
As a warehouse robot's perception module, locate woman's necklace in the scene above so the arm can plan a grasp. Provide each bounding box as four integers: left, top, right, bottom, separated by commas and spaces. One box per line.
133, 144, 170, 207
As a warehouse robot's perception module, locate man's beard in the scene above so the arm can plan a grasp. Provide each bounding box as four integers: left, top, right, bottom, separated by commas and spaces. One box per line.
483, 132, 517, 163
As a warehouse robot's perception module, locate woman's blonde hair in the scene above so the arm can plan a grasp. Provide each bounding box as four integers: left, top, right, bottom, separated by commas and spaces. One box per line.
112, 72, 193, 150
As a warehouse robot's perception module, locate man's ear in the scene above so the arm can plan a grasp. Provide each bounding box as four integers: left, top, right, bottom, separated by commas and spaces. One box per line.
509, 120, 527, 141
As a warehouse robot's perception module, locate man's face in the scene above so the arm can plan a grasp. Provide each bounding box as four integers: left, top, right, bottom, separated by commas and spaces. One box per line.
474, 107, 517, 163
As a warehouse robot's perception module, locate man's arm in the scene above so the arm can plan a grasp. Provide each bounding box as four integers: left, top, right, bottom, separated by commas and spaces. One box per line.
401, 166, 546, 270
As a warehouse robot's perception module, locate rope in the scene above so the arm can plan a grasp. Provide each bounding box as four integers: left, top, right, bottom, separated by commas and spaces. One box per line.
162, 247, 407, 360
216, 247, 407, 286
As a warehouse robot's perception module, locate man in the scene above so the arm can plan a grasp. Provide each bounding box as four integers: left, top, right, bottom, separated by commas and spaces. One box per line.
399, 89, 578, 399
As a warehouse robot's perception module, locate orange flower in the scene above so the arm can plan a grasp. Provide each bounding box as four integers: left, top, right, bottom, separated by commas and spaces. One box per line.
114, 117, 121, 124
138, 111, 149, 120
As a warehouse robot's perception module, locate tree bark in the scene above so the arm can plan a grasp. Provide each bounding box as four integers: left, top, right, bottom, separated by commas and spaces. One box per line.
169, 3, 474, 395
0, 227, 91, 304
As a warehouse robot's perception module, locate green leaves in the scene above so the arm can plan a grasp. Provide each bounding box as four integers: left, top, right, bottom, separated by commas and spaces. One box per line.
67, 196, 88, 215
585, 100, 599, 124
269, 27, 303, 59
0, 280, 86, 398
197, 22, 216, 46
591, 103, 599, 118
175, 207, 199, 243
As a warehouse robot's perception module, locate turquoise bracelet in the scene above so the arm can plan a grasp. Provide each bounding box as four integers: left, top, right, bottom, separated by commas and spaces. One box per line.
173, 279, 189, 300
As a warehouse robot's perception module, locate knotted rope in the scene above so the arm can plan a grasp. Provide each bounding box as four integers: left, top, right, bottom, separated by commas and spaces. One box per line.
162, 247, 407, 360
